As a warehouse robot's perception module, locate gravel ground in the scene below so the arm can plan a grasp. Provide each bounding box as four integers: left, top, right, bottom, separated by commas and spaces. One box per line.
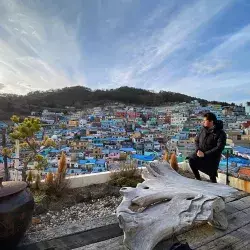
28, 195, 123, 233
21, 170, 201, 246
20, 214, 119, 246
27, 170, 198, 235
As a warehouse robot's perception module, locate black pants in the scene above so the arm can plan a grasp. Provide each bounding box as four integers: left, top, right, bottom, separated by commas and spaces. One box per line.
189, 156, 217, 183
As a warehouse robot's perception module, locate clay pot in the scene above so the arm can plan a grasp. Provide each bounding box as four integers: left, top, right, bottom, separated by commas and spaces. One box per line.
0, 177, 34, 249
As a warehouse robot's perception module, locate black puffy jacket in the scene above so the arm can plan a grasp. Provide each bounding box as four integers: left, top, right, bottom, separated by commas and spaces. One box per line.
195, 121, 227, 159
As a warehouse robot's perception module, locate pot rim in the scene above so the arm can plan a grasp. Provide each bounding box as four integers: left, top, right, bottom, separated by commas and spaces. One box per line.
0, 178, 27, 198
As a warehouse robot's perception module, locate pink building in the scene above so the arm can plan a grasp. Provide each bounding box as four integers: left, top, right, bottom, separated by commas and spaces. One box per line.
108, 152, 120, 159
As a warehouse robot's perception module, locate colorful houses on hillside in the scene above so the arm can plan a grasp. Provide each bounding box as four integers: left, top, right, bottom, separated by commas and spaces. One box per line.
2, 101, 250, 180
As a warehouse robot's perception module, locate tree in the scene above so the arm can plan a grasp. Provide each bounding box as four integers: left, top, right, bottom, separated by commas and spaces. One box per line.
2, 115, 56, 181
0, 86, 232, 120
60, 124, 67, 129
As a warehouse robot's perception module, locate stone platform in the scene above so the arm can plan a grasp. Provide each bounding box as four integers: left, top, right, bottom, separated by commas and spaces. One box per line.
18, 191, 250, 250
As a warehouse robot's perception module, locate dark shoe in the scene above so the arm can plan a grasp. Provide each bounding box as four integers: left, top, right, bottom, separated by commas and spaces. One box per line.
169, 242, 193, 250
209, 176, 217, 183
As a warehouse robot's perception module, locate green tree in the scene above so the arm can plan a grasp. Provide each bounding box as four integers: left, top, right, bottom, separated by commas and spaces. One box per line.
60, 123, 67, 129
2, 115, 56, 181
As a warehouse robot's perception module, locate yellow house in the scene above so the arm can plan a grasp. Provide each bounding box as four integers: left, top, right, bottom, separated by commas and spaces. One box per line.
71, 141, 89, 150
130, 132, 141, 139
208, 104, 222, 110
68, 120, 79, 127
91, 147, 102, 158
119, 152, 127, 160
188, 137, 196, 143
242, 135, 250, 141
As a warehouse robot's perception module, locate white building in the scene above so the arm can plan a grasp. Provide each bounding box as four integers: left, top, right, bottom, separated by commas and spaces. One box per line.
171, 114, 188, 126
228, 122, 241, 129
243, 102, 250, 115
93, 107, 102, 116
166, 141, 177, 154
71, 111, 84, 120
40, 117, 55, 125
79, 119, 88, 127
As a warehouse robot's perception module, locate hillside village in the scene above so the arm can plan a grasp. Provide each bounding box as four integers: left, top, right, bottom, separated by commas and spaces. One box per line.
1, 100, 250, 181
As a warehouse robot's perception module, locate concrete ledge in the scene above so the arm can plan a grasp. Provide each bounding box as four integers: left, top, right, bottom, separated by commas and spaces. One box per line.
67, 171, 112, 188
65, 167, 146, 189
178, 161, 250, 193
63, 162, 250, 193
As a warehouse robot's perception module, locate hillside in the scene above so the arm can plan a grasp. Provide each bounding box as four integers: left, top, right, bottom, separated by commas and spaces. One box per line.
0, 86, 230, 120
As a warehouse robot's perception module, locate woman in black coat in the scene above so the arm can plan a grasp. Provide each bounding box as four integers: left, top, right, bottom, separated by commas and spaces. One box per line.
189, 112, 227, 183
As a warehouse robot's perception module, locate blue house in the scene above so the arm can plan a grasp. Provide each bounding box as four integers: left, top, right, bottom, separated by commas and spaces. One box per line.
92, 159, 107, 173
0, 121, 8, 129
119, 147, 136, 153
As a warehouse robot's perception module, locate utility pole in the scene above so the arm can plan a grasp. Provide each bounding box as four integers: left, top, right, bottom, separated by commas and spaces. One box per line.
226, 150, 230, 185
2, 128, 9, 181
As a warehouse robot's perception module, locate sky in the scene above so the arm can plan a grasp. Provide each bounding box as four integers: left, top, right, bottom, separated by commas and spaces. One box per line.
0, 0, 250, 103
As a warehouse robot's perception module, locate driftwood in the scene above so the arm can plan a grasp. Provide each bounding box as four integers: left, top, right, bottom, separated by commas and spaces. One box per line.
116, 161, 238, 250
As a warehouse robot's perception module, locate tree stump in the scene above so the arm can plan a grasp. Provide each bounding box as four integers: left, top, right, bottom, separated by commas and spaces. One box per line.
116, 161, 238, 250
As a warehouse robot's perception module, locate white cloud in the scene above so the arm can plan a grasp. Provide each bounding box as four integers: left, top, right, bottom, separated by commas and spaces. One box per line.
107, 0, 233, 89
167, 71, 250, 102
0, 0, 248, 104
191, 24, 250, 76
0, 0, 85, 95
103, 0, 250, 103
191, 59, 230, 75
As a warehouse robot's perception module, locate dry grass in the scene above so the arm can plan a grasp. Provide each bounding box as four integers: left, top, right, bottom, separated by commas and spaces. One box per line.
45, 152, 70, 197
109, 161, 144, 187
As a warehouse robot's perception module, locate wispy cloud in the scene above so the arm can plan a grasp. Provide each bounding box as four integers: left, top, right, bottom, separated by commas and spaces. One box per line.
191, 59, 230, 75
105, 0, 234, 89
0, 0, 249, 103
191, 24, 250, 76
0, 0, 85, 94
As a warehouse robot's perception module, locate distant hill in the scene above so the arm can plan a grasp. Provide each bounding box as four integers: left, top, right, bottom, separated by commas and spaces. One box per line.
0, 86, 231, 120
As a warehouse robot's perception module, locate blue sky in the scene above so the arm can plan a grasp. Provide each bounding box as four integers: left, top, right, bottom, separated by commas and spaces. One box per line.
0, 0, 250, 103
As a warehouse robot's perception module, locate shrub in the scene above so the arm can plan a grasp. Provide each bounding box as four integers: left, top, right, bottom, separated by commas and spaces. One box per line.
45, 152, 70, 197
26, 170, 33, 186
109, 161, 144, 187
34, 192, 47, 204
170, 153, 179, 171
163, 150, 169, 162
34, 173, 41, 190
45, 172, 54, 186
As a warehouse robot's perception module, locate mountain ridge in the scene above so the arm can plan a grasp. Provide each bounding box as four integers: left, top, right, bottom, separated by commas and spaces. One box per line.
0, 86, 232, 120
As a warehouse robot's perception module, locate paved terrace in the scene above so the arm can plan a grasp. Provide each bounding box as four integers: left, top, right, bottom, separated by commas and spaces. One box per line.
18, 191, 250, 250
